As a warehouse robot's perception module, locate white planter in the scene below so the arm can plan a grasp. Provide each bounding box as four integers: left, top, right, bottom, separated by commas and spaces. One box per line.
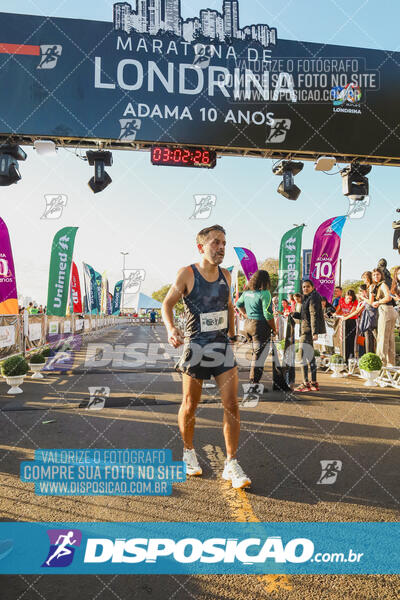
360, 369, 381, 387
4, 375, 25, 394
29, 363, 45, 379
320, 357, 332, 370
347, 358, 359, 376
330, 363, 345, 378
315, 356, 321, 368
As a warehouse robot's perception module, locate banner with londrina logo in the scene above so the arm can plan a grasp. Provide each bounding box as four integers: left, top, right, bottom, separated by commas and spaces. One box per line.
107, 291, 113, 316
46, 227, 78, 317
0, 217, 18, 315
234, 247, 258, 282
309, 217, 347, 301
83, 263, 99, 315
112, 280, 123, 315
278, 225, 304, 310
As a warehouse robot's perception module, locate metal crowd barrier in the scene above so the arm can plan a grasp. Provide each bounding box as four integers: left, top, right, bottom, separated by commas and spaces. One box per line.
0, 314, 128, 361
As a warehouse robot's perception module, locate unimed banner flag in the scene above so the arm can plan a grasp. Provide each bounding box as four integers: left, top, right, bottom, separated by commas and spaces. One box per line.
112, 280, 123, 315
0, 217, 18, 315
278, 225, 304, 310
234, 247, 258, 282
46, 227, 78, 316
309, 217, 347, 301
95, 271, 102, 312
83, 263, 99, 315
71, 261, 83, 314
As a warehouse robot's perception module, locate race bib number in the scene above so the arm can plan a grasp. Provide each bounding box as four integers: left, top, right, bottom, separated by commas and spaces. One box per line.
200, 310, 228, 333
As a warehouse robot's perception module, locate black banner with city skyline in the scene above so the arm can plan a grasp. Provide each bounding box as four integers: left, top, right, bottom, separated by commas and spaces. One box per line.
0, 1, 399, 162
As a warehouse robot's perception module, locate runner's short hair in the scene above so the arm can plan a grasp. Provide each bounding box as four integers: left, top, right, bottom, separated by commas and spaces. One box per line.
196, 225, 226, 245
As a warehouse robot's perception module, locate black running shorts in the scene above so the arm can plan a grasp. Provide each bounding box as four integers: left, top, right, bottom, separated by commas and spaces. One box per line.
175, 340, 237, 380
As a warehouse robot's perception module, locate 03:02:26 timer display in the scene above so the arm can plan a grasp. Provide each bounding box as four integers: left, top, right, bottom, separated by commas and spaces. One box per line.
151, 146, 217, 169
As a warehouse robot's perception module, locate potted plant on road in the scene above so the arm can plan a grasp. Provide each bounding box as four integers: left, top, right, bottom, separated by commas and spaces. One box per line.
359, 353, 383, 387
1, 355, 29, 394
41, 346, 52, 363
28, 353, 46, 379
330, 354, 346, 378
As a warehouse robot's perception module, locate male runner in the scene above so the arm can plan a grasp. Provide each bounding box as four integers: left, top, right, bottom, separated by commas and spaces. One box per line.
149, 309, 157, 330
162, 225, 251, 489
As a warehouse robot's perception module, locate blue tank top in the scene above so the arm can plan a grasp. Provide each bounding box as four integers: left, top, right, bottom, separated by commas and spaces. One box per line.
183, 264, 229, 344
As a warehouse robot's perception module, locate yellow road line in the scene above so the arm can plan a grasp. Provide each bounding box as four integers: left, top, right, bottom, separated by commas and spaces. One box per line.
203, 444, 293, 594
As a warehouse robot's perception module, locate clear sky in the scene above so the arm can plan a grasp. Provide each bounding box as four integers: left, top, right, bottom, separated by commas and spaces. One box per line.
1, 0, 400, 305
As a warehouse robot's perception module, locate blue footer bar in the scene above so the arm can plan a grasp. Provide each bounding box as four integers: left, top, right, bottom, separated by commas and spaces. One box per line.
0, 522, 398, 574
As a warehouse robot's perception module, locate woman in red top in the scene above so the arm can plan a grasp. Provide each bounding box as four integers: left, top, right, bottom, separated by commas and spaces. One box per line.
336, 290, 358, 362
281, 299, 292, 317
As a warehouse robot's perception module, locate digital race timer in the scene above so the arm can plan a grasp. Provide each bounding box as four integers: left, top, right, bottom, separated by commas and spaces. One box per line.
151, 146, 217, 169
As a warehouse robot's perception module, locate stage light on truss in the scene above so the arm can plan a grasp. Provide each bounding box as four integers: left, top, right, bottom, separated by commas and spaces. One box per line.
314, 156, 336, 171
0, 144, 27, 186
33, 140, 57, 156
86, 150, 113, 194
273, 160, 304, 201
340, 162, 372, 200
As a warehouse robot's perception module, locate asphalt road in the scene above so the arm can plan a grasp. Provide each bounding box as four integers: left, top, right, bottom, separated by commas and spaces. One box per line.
0, 323, 399, 599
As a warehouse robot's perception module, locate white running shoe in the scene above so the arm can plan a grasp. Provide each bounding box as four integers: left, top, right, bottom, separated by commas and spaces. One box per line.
222, 459, 251, 489
183, 448, 203, 476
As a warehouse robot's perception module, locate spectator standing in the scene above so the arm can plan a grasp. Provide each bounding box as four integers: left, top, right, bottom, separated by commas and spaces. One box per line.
377, 259, 392, 289
321, 297, 336, 317
336, 290, 358, 362
235, 270, 276, 390
293, 293, 302, 313
391, 266, 400, 303
294, 280, 326, 392
371, 268, 397, 366
281, 299, 291, 317
332, 286, 343, 309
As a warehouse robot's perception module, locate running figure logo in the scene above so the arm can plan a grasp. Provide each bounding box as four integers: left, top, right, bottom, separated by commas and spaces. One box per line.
241, 383, 263, 408
87, 386, 110, 410
317, 460, 343, 485
37, 45, 62, 69
123, 269, 146, 294
266, 119, 291, 143
42, 529, 82, 567
193, 44, 214, 69
119, 118, 142, 141
41, 195, 68, 220
190, 195, 217, 220
347, 196, 370, 220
